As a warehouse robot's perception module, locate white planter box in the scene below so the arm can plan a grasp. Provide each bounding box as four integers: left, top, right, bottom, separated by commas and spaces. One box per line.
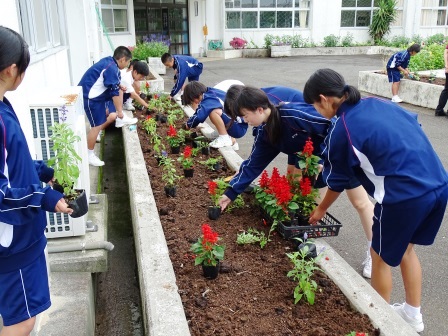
147, 57, 166, 75
206, 49, 242, 59
270, 45, 292, 57
358, 70, 443, 109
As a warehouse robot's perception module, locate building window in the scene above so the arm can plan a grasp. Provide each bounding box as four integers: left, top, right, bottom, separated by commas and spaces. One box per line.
18, 0, 65, 54
421, 0, 448, 26
341, 0, 403, 28
225, 0, 310, 29
101, 0, 129, 33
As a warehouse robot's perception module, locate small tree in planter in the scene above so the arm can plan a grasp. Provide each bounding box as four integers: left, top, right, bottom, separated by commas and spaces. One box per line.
160, 157, 182, 197
48, 105, 88, 218
190, 223, 225, 279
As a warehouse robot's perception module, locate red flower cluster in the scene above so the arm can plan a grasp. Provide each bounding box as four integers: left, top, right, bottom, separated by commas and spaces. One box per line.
208, 180, 218, 195
146, 115, 151, 120
154, 93, 159, 99
259, 167, 293, 207
302, 137, 314, 156
167, 125, 177, 137
202, 223, 219, 248
145, 82, 150, 89
300, 176, 312, 196
183, 146, 192, 158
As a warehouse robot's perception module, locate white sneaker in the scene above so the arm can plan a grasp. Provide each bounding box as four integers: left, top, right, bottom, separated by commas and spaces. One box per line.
116, 114, 138, 128
123, 102, 135, 111
96, 130, 103, 143
391, 96, 403, 103
88, 153, 104, 167
391, 303, 424, 332
210, 136, 233, 148
362, 253, 372, 279
231, 141, 239, 151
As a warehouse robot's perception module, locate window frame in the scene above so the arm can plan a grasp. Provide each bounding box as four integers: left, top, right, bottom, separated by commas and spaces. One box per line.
100, 0, 130, 34
18, 0, 66, 55
421, 1, 448, 27
225, 0, 310, 30
340, 0, 403, 28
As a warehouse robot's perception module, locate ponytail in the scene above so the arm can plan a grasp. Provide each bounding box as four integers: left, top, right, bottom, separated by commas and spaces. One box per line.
303, 68, 360, 105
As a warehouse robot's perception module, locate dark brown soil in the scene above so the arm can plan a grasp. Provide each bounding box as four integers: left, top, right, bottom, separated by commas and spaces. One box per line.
135, 106, 379, 336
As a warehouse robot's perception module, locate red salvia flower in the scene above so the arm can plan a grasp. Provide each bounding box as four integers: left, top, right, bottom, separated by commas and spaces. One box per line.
145, 82, 150, 88
146, 115, 151, 120
300, 177, 312, 196
302, 137, 314, 157
208, 181, 218, 195
259, 170, 269, 189
183, 146, 192, 158
167, 125, 177, 137
154, 94, 159, 99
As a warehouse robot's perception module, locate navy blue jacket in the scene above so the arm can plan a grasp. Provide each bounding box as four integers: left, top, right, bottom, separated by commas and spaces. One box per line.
262, 86, 304, 104
171, 55, 203, 97
0, 98, 63, 273
387, 50, 411, 70
323, 97, 448, 204
225, 102, 331, 200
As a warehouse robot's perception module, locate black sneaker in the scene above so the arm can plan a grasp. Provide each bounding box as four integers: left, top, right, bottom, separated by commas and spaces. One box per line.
435, 110, 447, 116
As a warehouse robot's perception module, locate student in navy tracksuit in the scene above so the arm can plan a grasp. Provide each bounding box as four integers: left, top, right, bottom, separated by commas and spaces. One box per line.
386, 43, 420, 103
161, 53, 203, 99
218, 86, 331, 211
303, 68, 448, 333
78, 46, 137, 167
0, 26, 73, 336
183, 81, 246, 150
223, 85, 376, 278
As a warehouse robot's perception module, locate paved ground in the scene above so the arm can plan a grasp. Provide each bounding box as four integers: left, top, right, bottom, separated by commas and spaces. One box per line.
164, 54, 447, 336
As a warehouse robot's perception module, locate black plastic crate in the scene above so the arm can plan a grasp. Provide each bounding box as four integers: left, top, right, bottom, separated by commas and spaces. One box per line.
276, 212, 342, 239
258, 206, 342, 239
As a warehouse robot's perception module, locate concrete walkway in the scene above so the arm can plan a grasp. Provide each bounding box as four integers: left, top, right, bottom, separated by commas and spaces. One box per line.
164, 54, 447, 336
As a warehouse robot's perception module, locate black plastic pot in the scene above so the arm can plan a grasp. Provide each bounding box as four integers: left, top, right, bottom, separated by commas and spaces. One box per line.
68, 189, 89, 218
201, 146, 210, 155
296, 241, 317, 259
170, 146, 180, 154
208, 206, 221, 220
183, 169, 194, 178
164, 186, 177, 197
202, 262, 220, 280
212, 163, 221, 171
159, 115, 167, 123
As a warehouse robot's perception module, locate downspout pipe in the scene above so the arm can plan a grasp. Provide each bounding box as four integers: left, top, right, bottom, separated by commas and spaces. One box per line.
48, 241, 115, 253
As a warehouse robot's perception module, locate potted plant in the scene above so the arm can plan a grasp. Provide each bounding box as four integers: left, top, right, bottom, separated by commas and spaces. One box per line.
166, 125, 184, 154
160, 157, 182, 197
48, 105, 88, 218
131, 34, 170, 74
207, 180, 221, 220
229, 37, 247, 49
200, 156, 223, 171
177, 145, 194, 177
190, 223, 225, 279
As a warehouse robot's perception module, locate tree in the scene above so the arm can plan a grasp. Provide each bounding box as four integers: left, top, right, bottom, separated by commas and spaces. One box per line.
369, 0, 398, 44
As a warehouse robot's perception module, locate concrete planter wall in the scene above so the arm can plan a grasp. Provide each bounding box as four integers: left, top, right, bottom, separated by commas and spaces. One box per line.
143, 65, 164, 93
206, 49, 242, 59
270, 45, 292, 57
242, 48, 270, 58
358, 70, 442, 109
147, 57, 166, 75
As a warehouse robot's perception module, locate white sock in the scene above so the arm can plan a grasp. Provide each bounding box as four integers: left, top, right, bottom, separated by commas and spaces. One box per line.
88, 149, 95, 157
404, 302, 421, 317
218, 134, 230, 140
366, 241, 372, 256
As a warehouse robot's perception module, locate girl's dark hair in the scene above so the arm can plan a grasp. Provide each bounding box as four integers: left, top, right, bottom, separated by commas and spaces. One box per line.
235, 86, 281, 144
133, 61, 149, 76
407, 43, 421, 53
0, 26, 30, 74
223, 84, 244, 130
113, 46, 132, 60
303, 68, 360, 105
129, 58, 139, 68
183, 81, 206, 105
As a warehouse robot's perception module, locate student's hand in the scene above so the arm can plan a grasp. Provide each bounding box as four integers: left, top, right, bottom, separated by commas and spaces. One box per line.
308, 205, 326, 225
219, 195, 231, 212
120, 84, 127, 91
46, 177, 55, 187
55, 198, 73, 214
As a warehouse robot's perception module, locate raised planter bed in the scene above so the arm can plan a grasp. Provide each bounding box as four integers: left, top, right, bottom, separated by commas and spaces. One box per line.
120, 101, 419, 336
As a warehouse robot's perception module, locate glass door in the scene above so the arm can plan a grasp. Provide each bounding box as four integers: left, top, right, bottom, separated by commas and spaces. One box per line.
134, 0, 189, 55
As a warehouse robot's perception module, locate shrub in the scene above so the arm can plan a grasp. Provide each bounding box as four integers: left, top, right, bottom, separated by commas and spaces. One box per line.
322, 34, 339, 47
341, 33, 354, 47
387, 35, 411, 48
425, 33, 446, 45
131, 34, 170, 60
229, 37, 247, 49
409, 43, 445, 71
291, 34, 309, 48
369, 0, 398, 44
